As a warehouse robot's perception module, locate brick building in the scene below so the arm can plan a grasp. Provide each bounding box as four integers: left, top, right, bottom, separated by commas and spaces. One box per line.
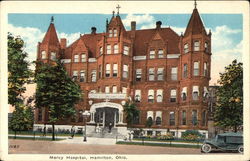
35, 4, 212, 138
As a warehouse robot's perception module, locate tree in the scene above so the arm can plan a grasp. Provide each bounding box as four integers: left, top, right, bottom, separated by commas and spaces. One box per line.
35, 61, 82, 140
214, 60, 243, 132
123, 102, 139, 127
8, 33, 32, 106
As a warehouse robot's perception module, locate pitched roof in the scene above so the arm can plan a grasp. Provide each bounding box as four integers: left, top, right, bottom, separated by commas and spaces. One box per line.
81, 33, 104, 58
42, 23, 60, 46
184, 8, 207, 37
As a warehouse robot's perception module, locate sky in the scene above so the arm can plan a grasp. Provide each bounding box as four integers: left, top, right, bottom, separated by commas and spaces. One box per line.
8, 13, 243, 85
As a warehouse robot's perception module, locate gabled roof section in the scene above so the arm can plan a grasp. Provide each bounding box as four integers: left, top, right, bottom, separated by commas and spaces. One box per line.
184, 8, 207, 37
81, 33, 104, 58
109, 15, 126, 32
42, 23, 60, 46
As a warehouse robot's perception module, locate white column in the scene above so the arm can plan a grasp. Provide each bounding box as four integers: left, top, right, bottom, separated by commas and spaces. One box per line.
114, 112, 116, 127
103, 111, 105, 127
118, 112, 122, 124
90, 112, 95, 123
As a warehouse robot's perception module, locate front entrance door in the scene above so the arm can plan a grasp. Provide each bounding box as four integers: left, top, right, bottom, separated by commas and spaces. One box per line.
94, 107, 119, 127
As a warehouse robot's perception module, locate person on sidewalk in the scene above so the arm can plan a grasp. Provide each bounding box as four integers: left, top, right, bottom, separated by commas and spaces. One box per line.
70, 125, 75, 139
42, 124, 46, 137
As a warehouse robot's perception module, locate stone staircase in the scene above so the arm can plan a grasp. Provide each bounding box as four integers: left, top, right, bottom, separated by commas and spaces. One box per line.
87, 127, 121, 139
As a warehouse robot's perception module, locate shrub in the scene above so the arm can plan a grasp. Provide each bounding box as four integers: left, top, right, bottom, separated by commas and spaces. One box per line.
181, 130, 203, 141
157, 133, 174, 140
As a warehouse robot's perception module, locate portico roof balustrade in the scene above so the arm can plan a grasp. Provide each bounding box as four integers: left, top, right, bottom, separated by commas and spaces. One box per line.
88, 92, 127, 100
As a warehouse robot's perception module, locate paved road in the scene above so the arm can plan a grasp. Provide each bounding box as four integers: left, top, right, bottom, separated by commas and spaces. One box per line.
9, 139, 201, 154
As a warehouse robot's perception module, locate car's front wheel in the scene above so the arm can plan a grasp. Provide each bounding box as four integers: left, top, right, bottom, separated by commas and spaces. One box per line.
238, 145, 243, 153
201, 144, 212, 153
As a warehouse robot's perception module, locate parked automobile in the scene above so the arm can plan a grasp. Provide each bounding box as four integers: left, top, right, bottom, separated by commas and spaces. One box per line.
201, 132, 243, 153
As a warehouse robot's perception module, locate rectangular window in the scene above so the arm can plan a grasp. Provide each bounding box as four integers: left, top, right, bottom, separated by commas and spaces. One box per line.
157, 68, 164, 81
149, 68, 155, 81
41, 51, 46, 59
107, 45, 111, 54
135, 90, 141, 102
171, 67, 178, 80
170, 89, 176, 102
72, 70, 78, 81
105, 86, 110, 93
81, 53, 86, 62
80, 70, 85, 82
149, 50, 155, 59
99, 47, 103, 55
184, 43, 189, 53
204, 62, 208, 76
156, 89, 163, 102
98, 65, 102, 79
158, 49, 164, 58
109, 29, 112, 37
113, 29, 117, 37
123, 64, 128, 78
122, 87, 127, 94
106, 64, 111, 77
114, 44, 119, 54
112, 86, 117, 93
113, 64, 118, 77
74, 54, 79, 62
91, 70, 97, 82
123, 45, 129, 55
136, 69, 142, 81
169, 111, 175, 126
192, 110, 198, 125
148, 89, 154, 103
181, 87, 187, 101
193, 61, 199, 76
183, 64, 188, 78
194, 41, 200, 51
192, 86, 199, 100
51, 52, 56, 61
182, 111, 187, 125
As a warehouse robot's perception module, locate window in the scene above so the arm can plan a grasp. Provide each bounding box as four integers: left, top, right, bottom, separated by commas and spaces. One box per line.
194, 41, 200, 51
107, 45, 111, 54
184, 43, 189, 53
135, 69, 142, 81
122, 87, 127, 94
155, 117, 162, 125
50, 52, 56, 61
114, 29, 117, 37
91, 70, 97, 82
81, 53, 86, 62
192, 110, 198, 125
148, 89, 154, 103
41, 51, 46, 59
123, 45, 129, 55
193, 61, 199, 76
149, 68, 155, 81
74, 54, 79, 62
114, 44, 119, 54
132, 113, 140, 125
106, 64, 111, 77
170, 89, 176, 102
171, 67, 178, 80
192, 86, 199, 100
157, 68, 164, 81
182, 111, 187, 125
202, 111, 206, 126
109, 29, 112, 37
80, 70, 85, 82
113, 64, 118, 77
181, 87, 187, 101
149, 50, 155, 59
204, 62, 208, 76
105, 86, 110, 93
156, 89, 163, 102
99, 47, 103, 55
98, 65, 102, 79
205, 42, 209, 52
123, 64, 128, 78
169, 111, 175, 126
158, 49, 164, 58
183, 64, 188, 78
72, 71, 78, 81
135, 90, 141, 102
112, 86, 117, 93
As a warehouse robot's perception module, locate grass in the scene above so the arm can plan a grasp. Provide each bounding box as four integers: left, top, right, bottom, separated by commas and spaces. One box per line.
116, 141, 201, 149
8, 136, 66, 141
8, 131, 83, 137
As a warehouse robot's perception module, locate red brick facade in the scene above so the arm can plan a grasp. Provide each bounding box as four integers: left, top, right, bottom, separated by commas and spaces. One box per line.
35, 7, 211, 134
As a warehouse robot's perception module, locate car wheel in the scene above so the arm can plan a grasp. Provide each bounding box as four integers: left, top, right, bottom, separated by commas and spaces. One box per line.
238, 145, 243, 153
201, 144, 212, 153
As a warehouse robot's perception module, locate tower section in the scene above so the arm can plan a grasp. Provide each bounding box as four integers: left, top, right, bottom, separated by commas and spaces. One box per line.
178, 7, 212, 131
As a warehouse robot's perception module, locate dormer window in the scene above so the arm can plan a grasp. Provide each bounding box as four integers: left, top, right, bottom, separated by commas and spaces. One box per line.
50, 52, 56, 61
158, 49, 164, 58
184, 43, 189, 53
109, 29, 112, 37
149, 50, 155, 59
41, 51, 46, 59
194, 41, 200, 51
114, 29, 117, 37
74, 54, 79, 62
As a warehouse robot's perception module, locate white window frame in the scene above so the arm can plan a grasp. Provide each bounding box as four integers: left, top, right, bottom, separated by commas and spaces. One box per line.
193, 61, 199, 76
136, 69, 142, 81
105, 86, 110, 93
91, 70, 97, 82
157, 68, 164, 81
149, 68, 155, 81
123, 64, 128, 78
204, 62, 208, 76
123, 45, 129, 55
106, 64, 111, 77
114, 44, 119, 54
192, 86, 199, 100
158, 49, 164, 58
81, 53, 86, 62
194, 41, 200, 51
80, 70, 85, 82
74, 54, 79, 63
112, 86, 117, 93
122, 87, 127, 94
170, 89, 177, 102
135, 90, 141, 102
148, 89, 154, 103
184, 43, 189, 53
41, 51, 46, 59
169, 111, 175, 126
50, 52, 56, 61
113, 64, 118, 77
107, 45, 111, 54
181, 87, 187, 101
113, 29, 117, 37
156, 89, 163, 102
171, 67, 178, 80
109, 29, 112, 37
73, 70, 78, 81
149, 50, 155, 59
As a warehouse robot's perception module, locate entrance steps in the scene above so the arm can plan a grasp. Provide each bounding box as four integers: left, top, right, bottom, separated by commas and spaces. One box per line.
87, 127, 123, 139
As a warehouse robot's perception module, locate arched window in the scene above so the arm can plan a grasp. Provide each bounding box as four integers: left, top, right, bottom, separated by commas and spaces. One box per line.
194, 41, 200, 51
181, 87, 187, 101
156, 89, 163, 102
192, 86, 199, 100
155, 117, 162, 125
148, 90, 154, 103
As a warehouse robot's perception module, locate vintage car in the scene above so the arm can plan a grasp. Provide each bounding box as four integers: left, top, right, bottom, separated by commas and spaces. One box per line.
201, 132, 243, 153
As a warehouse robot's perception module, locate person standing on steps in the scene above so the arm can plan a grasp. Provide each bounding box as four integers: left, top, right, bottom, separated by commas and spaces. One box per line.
70, 125, 75, 138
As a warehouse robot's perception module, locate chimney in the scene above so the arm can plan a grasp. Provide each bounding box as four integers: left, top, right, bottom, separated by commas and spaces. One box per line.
60, 38, 67, 49
156, 21, 162, 29
131, 21, 136, 31
91, 27, 97, 34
